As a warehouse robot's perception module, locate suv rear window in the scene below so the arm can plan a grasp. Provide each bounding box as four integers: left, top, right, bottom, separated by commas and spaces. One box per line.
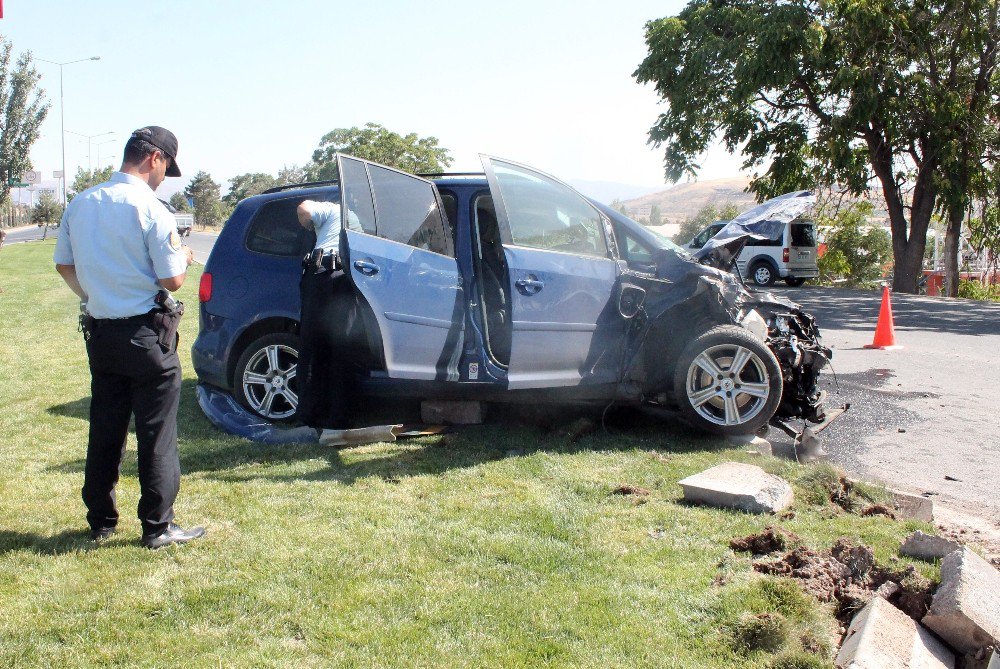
245, 198, 316, 257
791, 222, 816, 247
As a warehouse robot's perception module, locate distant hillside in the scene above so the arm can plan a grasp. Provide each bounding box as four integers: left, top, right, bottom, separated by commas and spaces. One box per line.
621, 177, 756, 223
568, 179, 665, 205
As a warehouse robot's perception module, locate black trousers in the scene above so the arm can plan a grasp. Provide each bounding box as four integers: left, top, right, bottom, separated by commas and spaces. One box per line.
83, 319, 181, 535
296, 268, 358, 429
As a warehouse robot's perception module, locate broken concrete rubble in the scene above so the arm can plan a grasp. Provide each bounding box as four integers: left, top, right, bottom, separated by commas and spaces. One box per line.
726, 433, 772, 456
834, 596, 955, 669
889, 489, 935, 523
678, 462, 793, 514
922, 547, 1000, 656
900, 531, 962, 562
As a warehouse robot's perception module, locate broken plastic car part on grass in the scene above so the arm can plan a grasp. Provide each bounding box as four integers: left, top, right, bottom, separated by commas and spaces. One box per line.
195, 156, 831, 442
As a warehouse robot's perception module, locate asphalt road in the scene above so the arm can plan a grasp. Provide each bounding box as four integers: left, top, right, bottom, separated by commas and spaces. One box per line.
2, 223, 54, 245
764, 284, 1000, 526
2, 224, 217, 264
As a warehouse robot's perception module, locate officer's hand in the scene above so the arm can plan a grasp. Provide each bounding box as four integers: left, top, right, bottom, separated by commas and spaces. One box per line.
184, 246, 194, 266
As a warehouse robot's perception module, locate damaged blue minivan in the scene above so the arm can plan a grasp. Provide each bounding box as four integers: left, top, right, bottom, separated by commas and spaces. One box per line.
193, 155, 830, 436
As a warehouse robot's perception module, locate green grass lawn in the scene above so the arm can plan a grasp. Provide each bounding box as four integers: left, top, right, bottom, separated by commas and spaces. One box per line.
0, 240, 932, 668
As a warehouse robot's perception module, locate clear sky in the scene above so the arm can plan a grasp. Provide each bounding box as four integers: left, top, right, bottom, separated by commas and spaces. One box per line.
2, 0, 745, 200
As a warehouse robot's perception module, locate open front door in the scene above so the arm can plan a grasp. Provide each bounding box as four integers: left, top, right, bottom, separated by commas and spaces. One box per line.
481, 156, 621, 389
336, 154, 463, 381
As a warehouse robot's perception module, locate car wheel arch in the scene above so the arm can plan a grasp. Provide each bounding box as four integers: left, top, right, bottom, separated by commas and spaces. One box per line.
745, 255, 780, 285
227, 317, 299, 389
636, 298, 723, 395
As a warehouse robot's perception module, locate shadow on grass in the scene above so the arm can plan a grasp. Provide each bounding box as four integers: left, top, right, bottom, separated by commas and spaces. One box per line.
47, 396, 90, 421
183, 404, 729, 486
46, 379, 730, 487
0, 529, 97, 556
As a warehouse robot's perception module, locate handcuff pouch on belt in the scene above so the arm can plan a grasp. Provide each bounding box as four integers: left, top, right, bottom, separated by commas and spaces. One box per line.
153, 290, 185, 350
302, 248, 341, 274
79, 304, 95, 341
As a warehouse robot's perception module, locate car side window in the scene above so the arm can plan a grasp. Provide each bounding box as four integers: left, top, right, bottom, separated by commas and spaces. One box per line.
618, 227, 656, 266
490, 160, 609, 258
437, 189, 458, 242
367, 165, 453, 256
245, 198, 315, 257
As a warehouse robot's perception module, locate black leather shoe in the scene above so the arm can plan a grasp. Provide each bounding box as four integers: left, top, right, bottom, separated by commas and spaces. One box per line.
90, 527, 116, 542
141, 523, 206, 549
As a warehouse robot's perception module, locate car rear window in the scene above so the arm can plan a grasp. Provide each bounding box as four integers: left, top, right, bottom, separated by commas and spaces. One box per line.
245, 198, 316, 257
791, 222, 816, 247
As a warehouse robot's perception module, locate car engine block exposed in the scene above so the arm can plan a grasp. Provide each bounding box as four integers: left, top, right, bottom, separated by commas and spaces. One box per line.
761, 305, 831, 423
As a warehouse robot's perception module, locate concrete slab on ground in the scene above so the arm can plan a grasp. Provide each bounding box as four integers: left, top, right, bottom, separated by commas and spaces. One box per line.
835, 596, 955, 669
678, 462, 793, 514
922, 547, 1000, 656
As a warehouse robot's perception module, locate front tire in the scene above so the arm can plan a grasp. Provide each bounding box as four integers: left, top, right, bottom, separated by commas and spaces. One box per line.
672, 325, 782, 436
748, 261, 776, 287
233, 333, 300, 421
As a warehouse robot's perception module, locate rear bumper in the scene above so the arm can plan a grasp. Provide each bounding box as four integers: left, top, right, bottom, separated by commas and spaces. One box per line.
191, 312, 234, 391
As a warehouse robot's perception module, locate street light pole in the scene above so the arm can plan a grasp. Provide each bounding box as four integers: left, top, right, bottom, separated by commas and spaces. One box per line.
36, 56, 100, 240
66, 130, 113, 172
96, 139, 118, 170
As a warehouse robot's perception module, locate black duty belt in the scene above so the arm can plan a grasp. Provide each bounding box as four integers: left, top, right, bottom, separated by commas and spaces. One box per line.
302, 248, 340, 272
92, 311, 157, 326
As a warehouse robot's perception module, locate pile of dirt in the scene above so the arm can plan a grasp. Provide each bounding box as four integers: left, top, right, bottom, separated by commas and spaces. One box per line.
730, 532, 936, 622
859, 503, 897, 519
729, 526, 802, 555
611, 485, 651, 497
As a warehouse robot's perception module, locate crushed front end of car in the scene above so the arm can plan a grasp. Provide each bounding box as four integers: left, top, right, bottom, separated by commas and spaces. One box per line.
615, 191, 831, 434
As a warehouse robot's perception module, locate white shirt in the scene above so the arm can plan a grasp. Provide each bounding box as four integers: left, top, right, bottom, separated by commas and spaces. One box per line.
54, 172, 187, 319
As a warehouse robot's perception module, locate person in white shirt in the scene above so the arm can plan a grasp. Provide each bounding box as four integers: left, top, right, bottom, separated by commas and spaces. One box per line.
54, 126, 205, 549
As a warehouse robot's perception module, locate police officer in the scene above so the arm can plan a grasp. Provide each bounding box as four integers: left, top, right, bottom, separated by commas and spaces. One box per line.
295, 199, 359, 430
54, 126, 205, 549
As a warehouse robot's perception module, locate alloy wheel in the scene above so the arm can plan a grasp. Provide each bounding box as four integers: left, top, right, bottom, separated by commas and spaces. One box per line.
684, 343, 772, 427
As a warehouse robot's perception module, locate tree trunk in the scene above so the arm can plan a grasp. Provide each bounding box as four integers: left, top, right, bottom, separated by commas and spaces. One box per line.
892, 242, 927, 293
943, 205, 964, 297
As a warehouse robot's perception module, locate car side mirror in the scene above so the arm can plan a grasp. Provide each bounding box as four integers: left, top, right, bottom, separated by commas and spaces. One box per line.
618, 284, 646, 319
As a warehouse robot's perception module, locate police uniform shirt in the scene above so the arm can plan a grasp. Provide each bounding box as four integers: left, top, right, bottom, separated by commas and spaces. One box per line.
54, 172, 187, 319
300, 200, 368, 251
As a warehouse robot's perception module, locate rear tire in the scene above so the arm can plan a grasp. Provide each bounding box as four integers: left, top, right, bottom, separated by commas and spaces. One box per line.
233, 333, 300, 421
672, 325, 782, 436
784, 277, 805, 287
748, 261, 775, 287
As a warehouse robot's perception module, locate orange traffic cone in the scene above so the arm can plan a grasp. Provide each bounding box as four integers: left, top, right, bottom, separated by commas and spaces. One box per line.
865, 285, 902, 350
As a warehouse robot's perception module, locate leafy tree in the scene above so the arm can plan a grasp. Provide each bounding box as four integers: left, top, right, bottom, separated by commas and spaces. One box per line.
31, 191, 63, 225
0, 37, 50, 207
276, 164, 306, 186
610, 198, 629, 216
634, 1, 1000, 294
649, 204, 663, 226
224, 172, 277, 205
69, 166, 114, 199
184, 171, 227, 229
306, 122, 452, 181
816, 202, 892, 286
168, 192, 191, 213
672, 202, 741, 244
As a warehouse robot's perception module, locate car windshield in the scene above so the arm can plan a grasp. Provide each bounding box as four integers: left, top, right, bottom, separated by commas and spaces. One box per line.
642, 225, 687, 253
